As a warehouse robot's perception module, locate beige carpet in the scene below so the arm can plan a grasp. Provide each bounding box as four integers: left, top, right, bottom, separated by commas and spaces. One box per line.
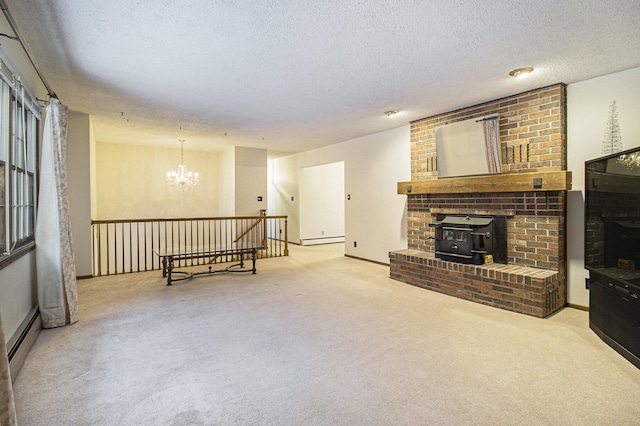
12, 243, 640, 425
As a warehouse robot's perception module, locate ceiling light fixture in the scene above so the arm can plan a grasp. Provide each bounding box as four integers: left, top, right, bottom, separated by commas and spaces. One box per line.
166, 139, 199, 190
384, 110, 399, 117
508, 67, 534, 78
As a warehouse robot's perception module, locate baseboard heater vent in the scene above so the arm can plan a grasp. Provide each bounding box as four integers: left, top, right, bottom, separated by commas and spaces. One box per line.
301, 236, 345, 246
7, 306, 41, 382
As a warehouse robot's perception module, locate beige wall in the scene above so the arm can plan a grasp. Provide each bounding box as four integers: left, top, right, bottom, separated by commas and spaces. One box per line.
94, 142, 222, 219
218, 146, 236, 216
90, 118, 97, 220
67, 111, 92, 276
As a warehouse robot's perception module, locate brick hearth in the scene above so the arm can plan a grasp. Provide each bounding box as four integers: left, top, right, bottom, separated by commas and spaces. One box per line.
390, 250, 561, 317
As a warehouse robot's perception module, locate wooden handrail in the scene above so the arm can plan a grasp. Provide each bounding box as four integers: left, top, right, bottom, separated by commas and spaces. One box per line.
234, 217, 265, 243
92, 215, 287, 225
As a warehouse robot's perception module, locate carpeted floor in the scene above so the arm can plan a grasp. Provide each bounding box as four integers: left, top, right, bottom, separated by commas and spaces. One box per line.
12, 243, 640, 425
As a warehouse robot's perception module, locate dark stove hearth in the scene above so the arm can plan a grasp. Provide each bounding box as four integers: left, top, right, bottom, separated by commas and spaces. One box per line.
430, 214, 507, 265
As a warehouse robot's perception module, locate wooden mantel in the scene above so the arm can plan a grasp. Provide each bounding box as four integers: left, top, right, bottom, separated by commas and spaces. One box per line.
397, 171, 572, 195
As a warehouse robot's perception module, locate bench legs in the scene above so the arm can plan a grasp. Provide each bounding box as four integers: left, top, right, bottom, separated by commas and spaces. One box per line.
166, 256, 174, 286
251, 248, 257, 274
161, 249, 258, 286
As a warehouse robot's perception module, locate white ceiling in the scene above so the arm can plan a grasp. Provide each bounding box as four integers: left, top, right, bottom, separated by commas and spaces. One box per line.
3, 0, 640, 154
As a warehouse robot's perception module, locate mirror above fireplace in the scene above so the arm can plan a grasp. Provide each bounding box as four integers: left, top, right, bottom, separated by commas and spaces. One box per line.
435, 114, 501, 178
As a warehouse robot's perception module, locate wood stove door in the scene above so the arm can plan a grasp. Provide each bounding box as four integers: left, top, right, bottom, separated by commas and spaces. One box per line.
439, 227, 473, 255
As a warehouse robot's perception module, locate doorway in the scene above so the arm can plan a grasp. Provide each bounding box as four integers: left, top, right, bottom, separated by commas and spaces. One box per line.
299, 162, 345, 246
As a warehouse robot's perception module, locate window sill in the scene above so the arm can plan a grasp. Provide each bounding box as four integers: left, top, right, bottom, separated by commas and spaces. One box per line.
0, 241, 36, 271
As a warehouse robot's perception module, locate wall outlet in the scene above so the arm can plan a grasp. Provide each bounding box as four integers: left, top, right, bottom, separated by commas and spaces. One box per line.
354, 241, 357, 247
585, 278, 591, 289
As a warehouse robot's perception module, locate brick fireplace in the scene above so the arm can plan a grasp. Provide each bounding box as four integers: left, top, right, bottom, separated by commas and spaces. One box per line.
389, 84, 570, 318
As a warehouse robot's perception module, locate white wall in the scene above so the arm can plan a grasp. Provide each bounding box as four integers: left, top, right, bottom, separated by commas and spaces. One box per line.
269, 154, 301, 242
235, 147, 268, 216
270, 125, 410, 264
343, 128, 409, 262
67, 111, 92, 276
94, 142, 222, 219
299, 162, 345, 244
567, 66, 640, 307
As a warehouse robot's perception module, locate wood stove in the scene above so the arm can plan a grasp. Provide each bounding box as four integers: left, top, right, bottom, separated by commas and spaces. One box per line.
430, 214, 507, 265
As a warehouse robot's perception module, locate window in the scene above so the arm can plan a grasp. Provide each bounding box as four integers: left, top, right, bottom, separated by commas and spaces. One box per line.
0, 59, 40, 261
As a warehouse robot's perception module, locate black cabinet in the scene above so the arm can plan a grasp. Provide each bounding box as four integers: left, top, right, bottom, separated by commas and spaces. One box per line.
585, 148, 640, 369
589, 274, 640, 369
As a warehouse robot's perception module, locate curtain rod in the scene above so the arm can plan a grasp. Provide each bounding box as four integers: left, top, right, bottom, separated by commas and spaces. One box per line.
0, 0, 58, 100
475, 113, 499, 122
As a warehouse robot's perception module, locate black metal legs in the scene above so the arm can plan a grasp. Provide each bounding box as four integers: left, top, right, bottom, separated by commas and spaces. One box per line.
160, 249, 260, 286
166, 256, 174, 286
251, 248, 257, 274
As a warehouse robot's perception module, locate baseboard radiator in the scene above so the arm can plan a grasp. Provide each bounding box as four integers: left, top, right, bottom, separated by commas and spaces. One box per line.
7, 306, 41, 383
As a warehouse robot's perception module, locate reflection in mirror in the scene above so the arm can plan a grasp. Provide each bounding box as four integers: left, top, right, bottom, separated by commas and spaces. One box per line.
436, 114, 501, 178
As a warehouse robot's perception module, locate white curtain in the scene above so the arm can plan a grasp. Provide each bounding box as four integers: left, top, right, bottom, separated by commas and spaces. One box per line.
35, 98, 79, 328
482, 117, 502, 174
0, 312, 17, 426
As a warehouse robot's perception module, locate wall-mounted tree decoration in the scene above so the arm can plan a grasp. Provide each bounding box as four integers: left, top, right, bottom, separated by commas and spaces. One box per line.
601, 99, 623, 155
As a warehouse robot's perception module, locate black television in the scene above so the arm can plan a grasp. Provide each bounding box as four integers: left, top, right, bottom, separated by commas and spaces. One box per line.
585, 146, 640, 368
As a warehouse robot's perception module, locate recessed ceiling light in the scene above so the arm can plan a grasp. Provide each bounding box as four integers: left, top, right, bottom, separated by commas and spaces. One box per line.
508, 67, 534, 78
384, 110, 399, 117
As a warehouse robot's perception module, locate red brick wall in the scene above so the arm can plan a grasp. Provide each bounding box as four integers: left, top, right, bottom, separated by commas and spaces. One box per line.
390, 84, 568, 318
390, 250, 563, 317
411, 84, 566, 180
408, 191, 566, 270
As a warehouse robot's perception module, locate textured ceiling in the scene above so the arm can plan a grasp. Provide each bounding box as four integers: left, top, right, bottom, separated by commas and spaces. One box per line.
3, 0, 640, 153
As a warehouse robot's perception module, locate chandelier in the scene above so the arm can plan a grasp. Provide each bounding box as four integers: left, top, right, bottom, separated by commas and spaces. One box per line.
166, 139, 199, 190
617, 151, 640, 169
